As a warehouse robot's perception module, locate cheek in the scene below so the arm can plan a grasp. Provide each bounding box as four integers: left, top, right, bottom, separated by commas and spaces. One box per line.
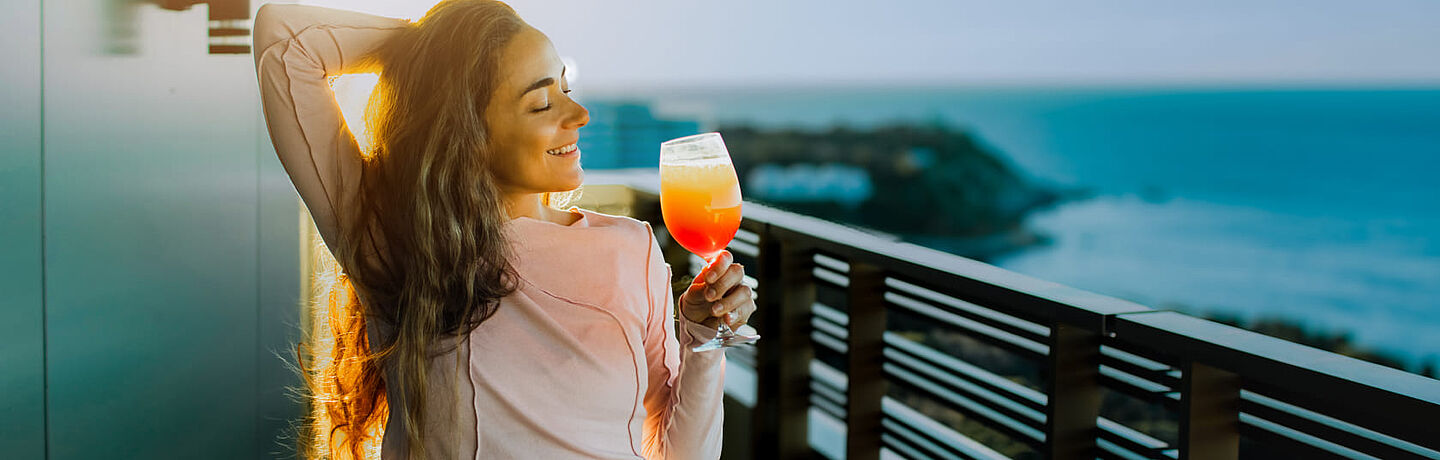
489, 123, 534, 169
526, 124, 558, 150
494, 128, 556, 182
486, 113, 574, 188
485, 138, 527, 186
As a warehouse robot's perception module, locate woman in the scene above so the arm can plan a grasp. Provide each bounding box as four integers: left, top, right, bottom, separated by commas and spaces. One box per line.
252, 2, 755, 458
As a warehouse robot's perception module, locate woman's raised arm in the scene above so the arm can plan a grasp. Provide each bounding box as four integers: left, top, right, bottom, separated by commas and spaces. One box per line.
253, 3, 408, 253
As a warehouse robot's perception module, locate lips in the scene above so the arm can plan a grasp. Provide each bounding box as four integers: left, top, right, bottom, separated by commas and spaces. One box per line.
545, 143, 578, 156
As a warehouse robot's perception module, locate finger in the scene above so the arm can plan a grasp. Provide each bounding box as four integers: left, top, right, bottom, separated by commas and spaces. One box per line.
702, 250, 733, 284
704, 263, 745, 301
724, 300, 756, 327
734, 301, 756, 327
710, 285, 753, 317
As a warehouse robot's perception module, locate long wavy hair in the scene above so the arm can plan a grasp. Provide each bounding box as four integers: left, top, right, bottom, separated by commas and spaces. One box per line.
290, 1, 578, 459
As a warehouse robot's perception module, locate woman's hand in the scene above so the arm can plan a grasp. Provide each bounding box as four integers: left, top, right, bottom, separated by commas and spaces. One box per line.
679, 250, 756, 329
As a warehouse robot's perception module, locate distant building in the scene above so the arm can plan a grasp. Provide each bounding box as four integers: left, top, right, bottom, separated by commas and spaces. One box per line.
747, 163, 874, 206
579, 101, 702, 169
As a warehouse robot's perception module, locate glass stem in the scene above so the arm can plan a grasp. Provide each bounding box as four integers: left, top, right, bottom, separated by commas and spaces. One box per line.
716, 321, 736, 337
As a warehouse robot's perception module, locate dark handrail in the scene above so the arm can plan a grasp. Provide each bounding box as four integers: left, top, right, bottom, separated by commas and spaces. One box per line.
588, 171, 1440, 460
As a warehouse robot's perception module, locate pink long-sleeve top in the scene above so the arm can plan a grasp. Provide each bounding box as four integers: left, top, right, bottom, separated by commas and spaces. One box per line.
252, 4, 724, 458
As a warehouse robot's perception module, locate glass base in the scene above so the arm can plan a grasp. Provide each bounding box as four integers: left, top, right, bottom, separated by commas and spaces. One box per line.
691, 324, 760, 352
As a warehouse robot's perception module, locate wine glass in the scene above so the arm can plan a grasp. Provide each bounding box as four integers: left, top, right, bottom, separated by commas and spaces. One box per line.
659, 132, 761, 351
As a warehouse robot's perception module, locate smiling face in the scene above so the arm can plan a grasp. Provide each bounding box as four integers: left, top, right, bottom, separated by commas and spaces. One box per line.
484, 25, 589, 196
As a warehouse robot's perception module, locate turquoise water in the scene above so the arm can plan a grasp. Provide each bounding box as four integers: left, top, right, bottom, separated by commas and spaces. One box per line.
613, 86, 1440, 366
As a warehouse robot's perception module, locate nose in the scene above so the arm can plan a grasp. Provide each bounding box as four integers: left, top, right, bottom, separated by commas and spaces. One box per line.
565, 99, 589, 130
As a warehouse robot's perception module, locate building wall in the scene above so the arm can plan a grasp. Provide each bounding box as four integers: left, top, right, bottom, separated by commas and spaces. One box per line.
1, 1, 302, 457
0, 0, 46, 457
580, 101, 701, 169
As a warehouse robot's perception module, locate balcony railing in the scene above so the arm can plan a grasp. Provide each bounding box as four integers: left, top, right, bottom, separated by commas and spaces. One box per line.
581, 170, 1440, 460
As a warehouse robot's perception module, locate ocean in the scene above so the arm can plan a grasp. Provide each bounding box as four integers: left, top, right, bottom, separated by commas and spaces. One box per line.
597, 86, 1440, 367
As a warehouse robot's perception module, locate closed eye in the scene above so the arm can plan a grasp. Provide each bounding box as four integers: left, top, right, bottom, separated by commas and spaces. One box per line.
533, 90, 573, 113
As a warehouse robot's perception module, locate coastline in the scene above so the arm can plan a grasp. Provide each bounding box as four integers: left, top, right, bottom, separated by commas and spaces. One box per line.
618, 86, 1440, 378
993, 192, 1440, 375
716, 118, 1438, 376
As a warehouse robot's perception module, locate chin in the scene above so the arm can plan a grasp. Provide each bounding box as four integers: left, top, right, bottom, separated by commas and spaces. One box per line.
556, 169, 584, 191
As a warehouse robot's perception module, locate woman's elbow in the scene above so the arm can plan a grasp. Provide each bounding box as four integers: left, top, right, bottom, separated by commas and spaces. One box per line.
250, 3, 292, 54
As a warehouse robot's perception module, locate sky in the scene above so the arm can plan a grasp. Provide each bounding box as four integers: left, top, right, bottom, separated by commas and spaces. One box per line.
299, 0, 1440, 89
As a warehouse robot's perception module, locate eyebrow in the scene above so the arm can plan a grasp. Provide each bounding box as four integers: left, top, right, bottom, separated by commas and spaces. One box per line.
520, 77, 554, 99
518, 67, 568, 99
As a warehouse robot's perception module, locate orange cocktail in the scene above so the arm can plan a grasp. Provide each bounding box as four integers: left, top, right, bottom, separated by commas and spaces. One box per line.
660, 159, 742, 260
659, 132, 759, 351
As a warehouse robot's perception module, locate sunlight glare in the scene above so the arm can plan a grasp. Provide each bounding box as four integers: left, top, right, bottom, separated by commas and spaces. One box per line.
301, 216, 387, 459
329, 73, 380, 156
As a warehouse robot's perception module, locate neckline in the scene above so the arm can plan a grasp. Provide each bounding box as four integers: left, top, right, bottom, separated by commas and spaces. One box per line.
508, 207, 587, 228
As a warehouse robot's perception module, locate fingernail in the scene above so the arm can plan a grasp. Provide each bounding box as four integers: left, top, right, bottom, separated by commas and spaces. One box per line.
712, 303, 724, 315
726, 311, 738, 324
705, 287, 717, 300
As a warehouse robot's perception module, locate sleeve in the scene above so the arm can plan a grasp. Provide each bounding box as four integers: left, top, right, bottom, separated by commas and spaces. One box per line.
640, 222, 726, 460
252, 3, 409, 254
